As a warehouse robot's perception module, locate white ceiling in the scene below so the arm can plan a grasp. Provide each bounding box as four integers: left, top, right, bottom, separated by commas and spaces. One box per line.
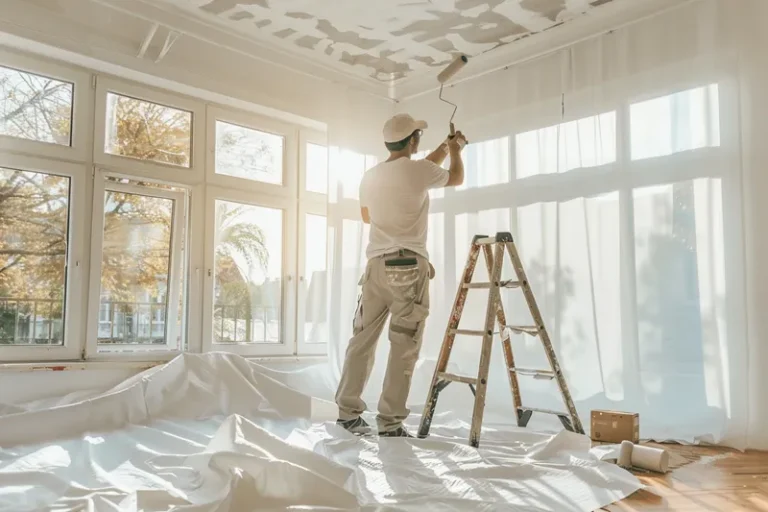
142, 0, 618, 84
1, 0, 682, 106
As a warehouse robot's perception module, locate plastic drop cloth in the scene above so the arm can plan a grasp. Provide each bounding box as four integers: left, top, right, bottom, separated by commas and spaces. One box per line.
0, 353, 641, 511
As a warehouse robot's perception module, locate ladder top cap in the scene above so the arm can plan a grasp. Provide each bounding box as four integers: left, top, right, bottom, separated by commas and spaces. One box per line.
473, 232, 514, 245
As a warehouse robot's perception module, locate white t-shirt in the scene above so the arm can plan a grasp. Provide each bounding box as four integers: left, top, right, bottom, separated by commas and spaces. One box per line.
359, 157, 449, 260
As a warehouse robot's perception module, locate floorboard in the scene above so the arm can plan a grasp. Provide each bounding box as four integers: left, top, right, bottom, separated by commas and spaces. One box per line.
602, 444, 768, 511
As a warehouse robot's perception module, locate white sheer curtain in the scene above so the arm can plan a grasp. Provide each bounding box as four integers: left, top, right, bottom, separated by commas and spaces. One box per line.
324, 0, 766, 449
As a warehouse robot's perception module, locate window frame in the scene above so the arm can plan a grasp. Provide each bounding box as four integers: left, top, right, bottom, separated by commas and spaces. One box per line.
0, 153, 87, 362
93, 76, 205, 185
205, 105, 298, 197
0, 49, 331, 362
84, 169, 187, 360
296, 130, 329, 355
202, 185, 297, 357
0, 47, 92, 163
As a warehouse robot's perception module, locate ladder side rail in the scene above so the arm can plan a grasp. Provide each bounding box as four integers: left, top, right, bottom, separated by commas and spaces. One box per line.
504, 241, 584, 434
469, 242, 505, 447
481, 243, 523, 413
418, 239, 484, 438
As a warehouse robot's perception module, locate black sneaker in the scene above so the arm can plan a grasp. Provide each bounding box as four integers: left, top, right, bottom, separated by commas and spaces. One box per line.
336, 417, 371, 434
379, 426, 414, 438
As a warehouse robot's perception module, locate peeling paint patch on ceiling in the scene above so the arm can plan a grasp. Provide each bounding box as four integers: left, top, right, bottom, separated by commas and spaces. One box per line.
229, 10, 253, 21
152, 0, 617, 82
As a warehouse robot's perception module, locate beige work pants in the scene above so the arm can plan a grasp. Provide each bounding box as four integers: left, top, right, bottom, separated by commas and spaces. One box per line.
335, 249, 432, 433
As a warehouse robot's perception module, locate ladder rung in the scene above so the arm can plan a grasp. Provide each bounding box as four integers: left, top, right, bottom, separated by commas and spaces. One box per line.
438, 372, 478, 386
511, 368, 555, 380
506, 325, 540, 336
519, 406, 569, 417
463, 280, 522, 289
473, 237, 498, 245
451, 329, 491, 337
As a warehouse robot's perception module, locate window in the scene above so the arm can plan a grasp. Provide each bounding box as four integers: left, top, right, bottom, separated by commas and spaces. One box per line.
405, 79, 733, 406
630, 85, 720, 160
515, 194, 622, 367
457, 137, 510, 190
305, 142, 328, 194
213, 200, 283, 344
87, 174, 187, 354
414, 149, 446, 199
0, 167, 70, 345
330, 148, 378, 200
300, 213, 327, 345
215, 120, 284, 185
633, 179, 724, 377
0, 65, 74, 146
104, 92, 192, 168
516, 111, 616, 178
455, 208, 512, 277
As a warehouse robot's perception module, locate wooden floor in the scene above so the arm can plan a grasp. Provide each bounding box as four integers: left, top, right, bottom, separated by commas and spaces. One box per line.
602, 444, 768, 511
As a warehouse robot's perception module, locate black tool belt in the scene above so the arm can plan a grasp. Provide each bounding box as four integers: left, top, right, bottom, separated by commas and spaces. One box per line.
382, 248, 419, 267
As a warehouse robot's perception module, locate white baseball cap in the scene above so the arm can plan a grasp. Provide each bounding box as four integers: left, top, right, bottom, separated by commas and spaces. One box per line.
382, 113, 428, 144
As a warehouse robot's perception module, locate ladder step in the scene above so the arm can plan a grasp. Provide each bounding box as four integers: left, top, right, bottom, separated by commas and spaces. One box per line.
438, 372, 478, 386
510, 368, 555, 380
451, 329, 491, 337
506, 325, 540, 336
473, 236, 498, 245
451, 326, 538, 337
463, 280, 522, 289
519, 406, 569, 417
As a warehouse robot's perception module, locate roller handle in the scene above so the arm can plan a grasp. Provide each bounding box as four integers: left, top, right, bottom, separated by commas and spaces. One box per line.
447, 124, 467, 148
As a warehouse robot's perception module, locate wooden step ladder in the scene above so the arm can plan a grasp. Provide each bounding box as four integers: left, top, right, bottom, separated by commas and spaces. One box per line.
417, 232, 584, 448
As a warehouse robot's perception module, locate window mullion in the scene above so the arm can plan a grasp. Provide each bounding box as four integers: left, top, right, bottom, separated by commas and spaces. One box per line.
617, 101, 642, 400
165, 190, 186, 352
85, 171, 107, 358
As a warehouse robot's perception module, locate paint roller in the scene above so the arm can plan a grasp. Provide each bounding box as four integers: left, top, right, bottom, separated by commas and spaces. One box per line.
437, 54, 468, 144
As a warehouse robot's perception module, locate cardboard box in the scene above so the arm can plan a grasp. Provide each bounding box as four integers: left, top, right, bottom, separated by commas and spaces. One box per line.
590, 410, 639, 444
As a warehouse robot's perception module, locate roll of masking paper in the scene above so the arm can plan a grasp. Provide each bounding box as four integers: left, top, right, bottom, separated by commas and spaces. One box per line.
631, 444, 670, 473
617, 440, 634, 468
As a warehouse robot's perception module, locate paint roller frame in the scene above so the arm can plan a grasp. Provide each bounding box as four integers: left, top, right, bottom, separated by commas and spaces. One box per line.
437, 54, 468, 140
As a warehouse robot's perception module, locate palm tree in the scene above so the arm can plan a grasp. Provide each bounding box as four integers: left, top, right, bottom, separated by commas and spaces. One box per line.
214, 202, 269, 342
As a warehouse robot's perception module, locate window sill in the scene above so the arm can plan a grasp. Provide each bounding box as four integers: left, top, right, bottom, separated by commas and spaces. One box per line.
248, 355, 328, 364
0, 353, 328, 372
0, 360, 160, 373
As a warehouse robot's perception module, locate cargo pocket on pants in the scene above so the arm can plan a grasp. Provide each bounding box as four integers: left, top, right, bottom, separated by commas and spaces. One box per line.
352, 270, 368, 335
390, 302, 429, 375
391, 302, 430, 343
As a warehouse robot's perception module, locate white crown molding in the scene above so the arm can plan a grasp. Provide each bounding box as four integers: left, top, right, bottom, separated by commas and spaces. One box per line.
395, 0, 698, 100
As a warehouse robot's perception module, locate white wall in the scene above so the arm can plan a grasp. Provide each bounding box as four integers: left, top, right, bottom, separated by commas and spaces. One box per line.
0, 369, 139, 409
737, 0, 768, 451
